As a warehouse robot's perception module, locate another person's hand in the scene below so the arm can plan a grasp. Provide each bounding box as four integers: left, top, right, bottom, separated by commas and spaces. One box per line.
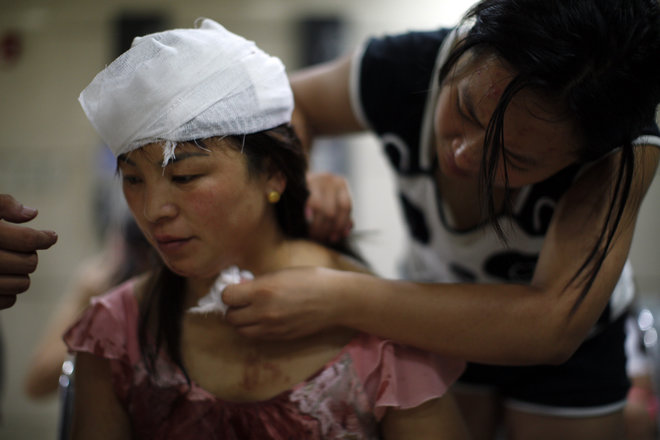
0, 194, 58, 309
305, 172, 353, 243
223, 267, 345, 339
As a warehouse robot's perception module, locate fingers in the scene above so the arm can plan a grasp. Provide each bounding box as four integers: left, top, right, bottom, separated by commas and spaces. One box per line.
0, 295, 18, 310
221, 283, 252, 309
0, 248, 37, 297
0, 194, 58, 252
223, 283, 289, 337
0, 221, 58, 252
0, 194, 39, 223
0, 248, 38, 275
305, 172, 354, 243
0, 274, 30, 296
0, 195, 56, 307
222, 268, 335, 341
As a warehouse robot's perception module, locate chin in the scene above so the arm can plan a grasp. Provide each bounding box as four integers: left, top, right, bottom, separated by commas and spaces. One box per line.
161, 261, 195, 278
167, 264, 222, 282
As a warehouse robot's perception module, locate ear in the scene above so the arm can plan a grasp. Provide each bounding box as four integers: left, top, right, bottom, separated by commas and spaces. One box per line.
266, 169, 287, 195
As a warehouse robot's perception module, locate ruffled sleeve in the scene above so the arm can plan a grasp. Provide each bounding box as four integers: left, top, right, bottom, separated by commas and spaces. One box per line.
63, 280, 141, 364
348, 333, 465, 420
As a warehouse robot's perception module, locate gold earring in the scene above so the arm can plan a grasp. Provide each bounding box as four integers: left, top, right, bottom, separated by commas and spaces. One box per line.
267, 191, 281, 204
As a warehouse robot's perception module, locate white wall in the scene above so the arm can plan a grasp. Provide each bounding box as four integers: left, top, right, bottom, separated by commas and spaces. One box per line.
0, 1, 657, 438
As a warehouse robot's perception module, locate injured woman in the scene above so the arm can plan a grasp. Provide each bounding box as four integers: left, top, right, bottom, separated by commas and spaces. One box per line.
63, 18, 469, 439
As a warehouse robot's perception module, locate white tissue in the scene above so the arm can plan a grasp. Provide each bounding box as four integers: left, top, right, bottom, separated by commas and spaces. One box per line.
188, 265, 254, 315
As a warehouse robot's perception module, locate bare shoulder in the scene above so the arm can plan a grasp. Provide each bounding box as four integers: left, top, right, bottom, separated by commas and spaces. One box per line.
288, 239, 372, 274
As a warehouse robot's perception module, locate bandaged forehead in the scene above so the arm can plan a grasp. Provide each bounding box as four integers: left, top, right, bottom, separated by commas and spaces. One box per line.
78, 18, 293, 163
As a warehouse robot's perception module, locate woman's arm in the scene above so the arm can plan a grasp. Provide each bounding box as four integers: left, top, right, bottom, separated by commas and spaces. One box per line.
291, 53, 365, 242
71, 353, 131, 440
380, 395, 470, 440
289, 53, 365, 151
224, 146, 658, 365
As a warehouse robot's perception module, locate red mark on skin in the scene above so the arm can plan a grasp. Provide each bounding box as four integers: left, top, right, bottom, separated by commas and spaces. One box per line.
241, 352, 261, 391
240, 351, 289, 392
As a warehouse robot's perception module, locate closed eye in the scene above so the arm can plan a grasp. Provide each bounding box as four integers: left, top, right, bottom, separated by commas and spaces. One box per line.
122, 175, 142, 185
503, 148, 536, 172
505, 158, 528, 172
171, 174, 201, 184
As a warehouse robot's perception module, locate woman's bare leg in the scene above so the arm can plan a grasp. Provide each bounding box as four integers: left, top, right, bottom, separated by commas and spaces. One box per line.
504, 407, 625, 440
454, 388, 501, 440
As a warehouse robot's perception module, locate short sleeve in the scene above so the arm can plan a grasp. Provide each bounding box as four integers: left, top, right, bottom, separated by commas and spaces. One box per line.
354, 29, 450, 137
63, 280, 141, 364
633, 123, 660, 148
348, 333, 465, 420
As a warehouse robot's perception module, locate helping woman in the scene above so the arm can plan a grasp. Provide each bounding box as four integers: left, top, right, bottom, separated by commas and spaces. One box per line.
222, 1, 660, 438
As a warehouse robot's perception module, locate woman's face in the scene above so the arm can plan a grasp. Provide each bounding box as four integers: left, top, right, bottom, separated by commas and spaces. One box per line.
434, 53, 581, 188
118, 139, 283, 281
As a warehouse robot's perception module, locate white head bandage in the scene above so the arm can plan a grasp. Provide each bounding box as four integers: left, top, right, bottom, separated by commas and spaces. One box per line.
78, 18, 293, 160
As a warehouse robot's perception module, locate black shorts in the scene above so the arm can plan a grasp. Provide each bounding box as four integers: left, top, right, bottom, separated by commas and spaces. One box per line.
456, 314, 630, 416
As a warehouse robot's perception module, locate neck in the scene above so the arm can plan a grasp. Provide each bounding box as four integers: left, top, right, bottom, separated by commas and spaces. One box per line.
183, 231, 296, 306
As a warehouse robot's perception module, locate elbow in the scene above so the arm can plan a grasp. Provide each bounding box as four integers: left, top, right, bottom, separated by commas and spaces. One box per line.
542, 342, 578, 365
514, 309, 584, 365
24, 376, 53, 400
23, 363, 62, 399
532, 323, 584, 366
516, 285, 589, 366
513, 340, 576, 366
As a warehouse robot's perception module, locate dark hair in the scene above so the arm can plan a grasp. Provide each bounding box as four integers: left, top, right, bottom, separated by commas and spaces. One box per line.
108, 216, 157, 287
137, 124, 315, 380
439, 0, 660, 309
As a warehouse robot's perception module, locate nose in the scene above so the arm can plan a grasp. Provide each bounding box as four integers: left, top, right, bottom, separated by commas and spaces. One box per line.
452, 137, 482, 173
142, 182, 178, 224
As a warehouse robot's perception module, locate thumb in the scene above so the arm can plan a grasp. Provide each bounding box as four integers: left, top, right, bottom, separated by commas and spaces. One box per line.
222, 282, 252, 308
0, 194, 38, 223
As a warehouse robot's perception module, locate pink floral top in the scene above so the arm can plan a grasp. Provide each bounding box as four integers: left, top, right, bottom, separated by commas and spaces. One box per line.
64, 281, 465, 439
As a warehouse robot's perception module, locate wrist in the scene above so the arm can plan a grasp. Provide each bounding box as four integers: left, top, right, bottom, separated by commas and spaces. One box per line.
330, 270, 383, 330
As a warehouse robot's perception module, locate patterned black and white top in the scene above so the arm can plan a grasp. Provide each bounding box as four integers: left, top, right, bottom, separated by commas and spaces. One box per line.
349, 27, 660, 330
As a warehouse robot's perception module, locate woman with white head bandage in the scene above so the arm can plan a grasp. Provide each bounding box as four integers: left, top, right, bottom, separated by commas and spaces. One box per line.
64, 19, 469, 439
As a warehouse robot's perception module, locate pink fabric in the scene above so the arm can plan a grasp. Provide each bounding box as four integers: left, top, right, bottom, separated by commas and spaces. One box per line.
64, 281, 465, 439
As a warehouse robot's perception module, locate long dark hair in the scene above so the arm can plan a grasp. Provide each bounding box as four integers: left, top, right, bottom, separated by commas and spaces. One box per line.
439, 0, 660, 309
137, 124, 312, 379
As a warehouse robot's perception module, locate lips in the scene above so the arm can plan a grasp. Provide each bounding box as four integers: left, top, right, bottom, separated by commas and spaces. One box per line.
153, 234, 193, 253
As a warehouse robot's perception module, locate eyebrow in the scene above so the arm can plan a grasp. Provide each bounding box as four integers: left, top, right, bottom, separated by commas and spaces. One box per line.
163, 150, 209, 166
117, 150, 210, 167
117, 155, 135, 166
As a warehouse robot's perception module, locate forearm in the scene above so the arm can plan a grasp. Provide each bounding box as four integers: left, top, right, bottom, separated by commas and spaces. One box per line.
332, 271, 586, 365
289, 53, 365, 153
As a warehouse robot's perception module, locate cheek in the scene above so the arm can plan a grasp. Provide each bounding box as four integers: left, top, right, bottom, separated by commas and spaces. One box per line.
191, 185, 265, 231
187, 187, 224, 221
434, 92, 453, 137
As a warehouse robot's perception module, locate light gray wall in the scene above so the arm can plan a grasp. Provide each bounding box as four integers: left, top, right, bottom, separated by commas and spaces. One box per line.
0, 1, 657, 438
